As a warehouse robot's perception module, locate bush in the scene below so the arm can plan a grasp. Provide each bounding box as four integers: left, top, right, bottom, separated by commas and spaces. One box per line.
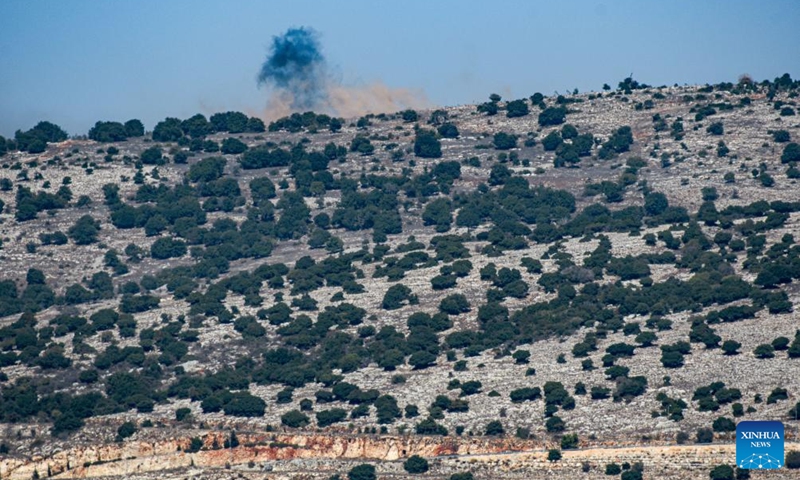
403, 455, 429, 473
605, 463, 622, 475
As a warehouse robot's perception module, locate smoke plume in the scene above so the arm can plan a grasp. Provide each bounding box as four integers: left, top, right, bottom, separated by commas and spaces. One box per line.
258, 27, 428, 119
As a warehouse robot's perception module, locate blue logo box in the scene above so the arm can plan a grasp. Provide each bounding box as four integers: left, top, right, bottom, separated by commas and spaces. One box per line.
736, 421, 784, 469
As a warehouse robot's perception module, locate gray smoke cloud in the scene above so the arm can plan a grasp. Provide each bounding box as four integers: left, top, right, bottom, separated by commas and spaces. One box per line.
257, 27, 428, 119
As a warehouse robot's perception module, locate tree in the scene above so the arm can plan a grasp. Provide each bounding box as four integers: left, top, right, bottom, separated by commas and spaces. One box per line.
150, 237, 187, 259
506, 99, 529, 118
561, 433, 579, 449
401, 109, 418, 122
644, 192, 669, 216
124, 119, 145, 137
221, 137, 248, 154
493, 132, 517, 150
348, 464, 376, 480
281, 410, 310, 428
382, 284, 413, 310
440, 294, 470, 314
706, 122, 724, 135
152, 117, 183, 142
709, 465, 734, 480
403, 455, 429, 473
539, 107, 567, 126
68, 215, 100, 245
547, 449, 562, 461
721, 340, 741, 355
414, 130, 442, 158
781, 143, 800, 163
223, 392, 266, 417
787, 450, 800, 469
422, 198, 452, 232
450, 474, 474, 480
116, 421, 137, 440
485, 420, 504, 436
316, 408, 347, 427
140, 146, 164, 165
15, 121, 68, 152
696, 428, 713, 443
437, 123, 459, 138
89, 121, 128, 142
753, 343, 775, 359
188, 156, 226, 182
181, 114, 211, 138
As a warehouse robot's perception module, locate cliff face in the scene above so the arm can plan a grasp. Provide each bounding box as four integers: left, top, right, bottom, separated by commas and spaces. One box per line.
0, 432, 524, 479
2, 433, 798, 480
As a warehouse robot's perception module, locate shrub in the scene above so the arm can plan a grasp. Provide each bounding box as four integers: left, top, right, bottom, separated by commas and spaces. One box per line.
547, 449, 562, 461
605, 463, 622, 475
403, 455, 429, 473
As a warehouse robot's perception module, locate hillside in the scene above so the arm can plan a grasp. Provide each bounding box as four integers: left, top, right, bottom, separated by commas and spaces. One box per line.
1, 76, 800, 479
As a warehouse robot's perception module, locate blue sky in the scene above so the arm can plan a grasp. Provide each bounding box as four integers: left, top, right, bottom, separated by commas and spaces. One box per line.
1, 0, 798, 137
